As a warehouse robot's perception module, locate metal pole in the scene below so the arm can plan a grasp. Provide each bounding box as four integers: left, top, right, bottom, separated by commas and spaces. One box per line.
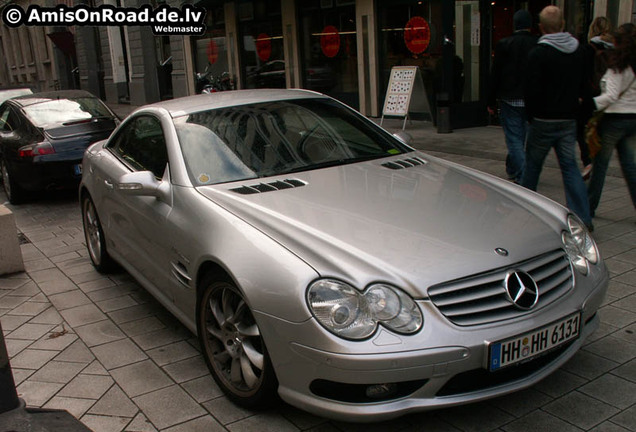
0, 320, 20, 414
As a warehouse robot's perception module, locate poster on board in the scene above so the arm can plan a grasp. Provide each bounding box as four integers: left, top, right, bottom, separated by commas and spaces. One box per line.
381, 66, 431, 129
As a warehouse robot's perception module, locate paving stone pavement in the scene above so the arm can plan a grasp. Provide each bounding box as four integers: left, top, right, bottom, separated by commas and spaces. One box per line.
1, 119, 635, 432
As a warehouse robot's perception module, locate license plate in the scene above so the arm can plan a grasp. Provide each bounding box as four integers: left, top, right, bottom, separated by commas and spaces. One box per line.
489, 312, 580, 371
74, 164, 83, 176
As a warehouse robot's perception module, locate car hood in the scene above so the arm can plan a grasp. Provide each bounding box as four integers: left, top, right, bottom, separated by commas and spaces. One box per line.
198, 154, 566, 297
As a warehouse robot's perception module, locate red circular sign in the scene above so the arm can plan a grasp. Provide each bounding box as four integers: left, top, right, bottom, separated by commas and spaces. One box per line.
255, 33, 272, 62
320, 25, 340, 58
206, 39, 219, 64
404, 16, 431, 55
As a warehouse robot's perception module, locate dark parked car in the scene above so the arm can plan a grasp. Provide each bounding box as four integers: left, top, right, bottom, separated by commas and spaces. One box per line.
0, 90, 119, 204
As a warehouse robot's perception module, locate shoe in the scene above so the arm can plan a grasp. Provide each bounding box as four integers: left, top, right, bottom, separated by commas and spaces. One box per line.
586, 223, 594, 233
582, 164, 592, 180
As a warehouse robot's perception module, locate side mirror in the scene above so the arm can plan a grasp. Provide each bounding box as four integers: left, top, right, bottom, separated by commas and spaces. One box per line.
393, 131, 412, 145
116, 171, 161, 197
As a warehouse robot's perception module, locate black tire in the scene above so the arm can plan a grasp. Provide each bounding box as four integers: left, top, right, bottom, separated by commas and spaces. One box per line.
1, 159, 25, 205
197, 276, 278, 408
81, 194, 116, 272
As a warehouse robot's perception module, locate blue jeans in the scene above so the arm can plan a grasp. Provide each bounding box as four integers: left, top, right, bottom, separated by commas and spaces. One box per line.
500, 102, 528, 182
521, 119, 592, 226
588, 114, 636, 216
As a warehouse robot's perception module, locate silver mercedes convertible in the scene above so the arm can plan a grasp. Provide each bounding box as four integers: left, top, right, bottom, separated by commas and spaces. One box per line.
80, 89, 608, 422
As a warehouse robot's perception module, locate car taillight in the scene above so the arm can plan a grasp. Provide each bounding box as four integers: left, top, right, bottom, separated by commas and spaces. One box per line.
18, 142, 55, 158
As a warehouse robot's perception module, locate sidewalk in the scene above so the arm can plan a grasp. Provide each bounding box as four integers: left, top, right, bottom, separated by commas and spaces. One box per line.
1, 117, 635, 432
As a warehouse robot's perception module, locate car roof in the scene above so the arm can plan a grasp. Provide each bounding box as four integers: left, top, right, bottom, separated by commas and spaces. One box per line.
141, 89, 329, 118
0, 87, 34, 105
9, 90, 98, 107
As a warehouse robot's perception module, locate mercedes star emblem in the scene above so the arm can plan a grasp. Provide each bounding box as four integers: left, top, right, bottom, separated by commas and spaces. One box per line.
504, 271, 539, 310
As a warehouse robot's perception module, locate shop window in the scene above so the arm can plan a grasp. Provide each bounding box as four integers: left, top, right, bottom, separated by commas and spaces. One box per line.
238, 0, 285, 89
454, 0, 479, 103
564, 0, 589, 39
192, 1, 229, 90
297, 0, 358, 109
377, 0, 443, 111
607, 0, 619, 31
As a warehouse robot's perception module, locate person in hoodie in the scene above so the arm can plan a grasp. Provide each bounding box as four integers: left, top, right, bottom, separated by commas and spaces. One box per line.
521, 5, 593, 229
488, 10, 538, 184
577, 17, 614, 179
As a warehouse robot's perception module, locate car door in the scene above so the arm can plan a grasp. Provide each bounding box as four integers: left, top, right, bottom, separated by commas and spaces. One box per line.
95, 114, 175, 300
0, 104, 28, 164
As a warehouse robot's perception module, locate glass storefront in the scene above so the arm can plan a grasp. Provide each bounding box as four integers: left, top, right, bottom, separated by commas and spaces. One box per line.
377, 0, 444, 116
297, 0, 359, 109
237, 0, 285, 89
454, 0, 480, 103
191, 1, 229, 92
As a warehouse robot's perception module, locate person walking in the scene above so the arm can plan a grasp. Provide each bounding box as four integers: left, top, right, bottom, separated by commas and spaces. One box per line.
488, 10, 538, 184
577, 16, 614, 179
587, 23, 636, 217
521, 5, 593, 229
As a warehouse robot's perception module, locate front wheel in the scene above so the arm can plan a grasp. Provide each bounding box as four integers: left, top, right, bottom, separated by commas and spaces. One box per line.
81, 194, 116, 272
197, 277, 278, 408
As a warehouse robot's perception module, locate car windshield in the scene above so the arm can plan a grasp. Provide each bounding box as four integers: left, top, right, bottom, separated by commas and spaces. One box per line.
174, 98, 408, 186
22, 97, 113, 128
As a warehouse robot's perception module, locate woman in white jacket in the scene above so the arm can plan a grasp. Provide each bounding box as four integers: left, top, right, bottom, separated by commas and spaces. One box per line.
588, 23, 636, 217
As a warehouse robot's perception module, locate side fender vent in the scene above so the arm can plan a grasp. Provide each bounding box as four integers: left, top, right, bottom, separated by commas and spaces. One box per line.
231, 179, 307, 195
171, 261, 192, 288
382, 157, 427, 170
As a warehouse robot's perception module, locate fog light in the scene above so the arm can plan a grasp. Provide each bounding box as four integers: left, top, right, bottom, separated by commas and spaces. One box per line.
365, 383, 398, 399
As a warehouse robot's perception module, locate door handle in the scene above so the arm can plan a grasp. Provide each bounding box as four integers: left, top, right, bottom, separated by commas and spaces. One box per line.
104, 179, 114, 190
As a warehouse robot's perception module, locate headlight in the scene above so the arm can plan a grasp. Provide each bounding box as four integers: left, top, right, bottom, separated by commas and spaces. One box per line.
307, 279, 423, 340
562, 215, 599, 275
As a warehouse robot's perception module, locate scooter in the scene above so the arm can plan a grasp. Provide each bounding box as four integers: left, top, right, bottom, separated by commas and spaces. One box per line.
195, 68, 234, 94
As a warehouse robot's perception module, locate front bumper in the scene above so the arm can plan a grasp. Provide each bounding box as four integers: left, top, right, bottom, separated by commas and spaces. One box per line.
256, 268, 608, 422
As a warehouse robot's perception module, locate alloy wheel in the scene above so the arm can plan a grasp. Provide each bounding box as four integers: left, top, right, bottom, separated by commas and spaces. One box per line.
199, 281, 273, 402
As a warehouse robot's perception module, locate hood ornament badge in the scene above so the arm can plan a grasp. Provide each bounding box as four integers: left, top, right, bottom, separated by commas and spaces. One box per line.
495, 248, 509, 257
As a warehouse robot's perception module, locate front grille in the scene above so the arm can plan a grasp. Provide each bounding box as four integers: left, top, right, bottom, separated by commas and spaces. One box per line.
428, 249, 573, 326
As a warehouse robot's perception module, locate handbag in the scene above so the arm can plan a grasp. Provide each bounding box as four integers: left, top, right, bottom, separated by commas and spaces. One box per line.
584, 111, 604, 159
585, 73, 636, 159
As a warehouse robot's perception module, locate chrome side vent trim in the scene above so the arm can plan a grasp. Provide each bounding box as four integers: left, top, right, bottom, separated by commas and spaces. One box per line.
171, 261, 192, 288
382, 157, 427, 170
428, 249, 573, 326
230, 179, 307, 195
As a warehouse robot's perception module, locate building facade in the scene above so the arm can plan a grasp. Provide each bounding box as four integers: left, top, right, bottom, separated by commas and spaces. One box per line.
2, 0, 635, 128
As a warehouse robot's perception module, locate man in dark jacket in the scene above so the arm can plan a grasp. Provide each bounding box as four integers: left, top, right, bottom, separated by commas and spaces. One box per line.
521, 5, 592, 228
488, 10, 538, 183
